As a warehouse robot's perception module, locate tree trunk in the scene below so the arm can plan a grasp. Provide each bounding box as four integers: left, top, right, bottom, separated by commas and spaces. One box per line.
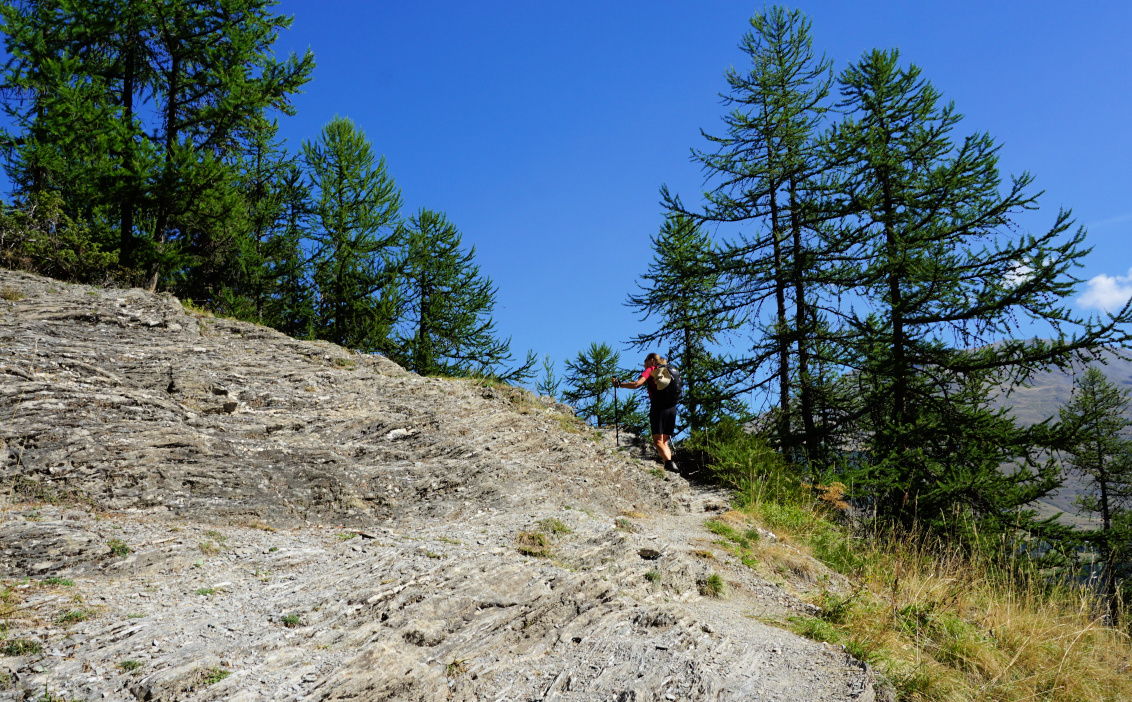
766, 159, 790, 454
789, 174, 818, 470
119, 43, 136, 269
149, 42, 181, 292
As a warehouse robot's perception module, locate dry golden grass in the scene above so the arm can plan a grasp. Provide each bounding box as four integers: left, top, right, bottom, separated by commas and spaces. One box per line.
694, 430, 1132, 700
734, 495, 1132, 701
830, 535, 1132, 702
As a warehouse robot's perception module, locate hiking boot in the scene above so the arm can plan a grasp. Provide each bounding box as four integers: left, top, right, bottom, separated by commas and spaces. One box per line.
665, 460, 678, 472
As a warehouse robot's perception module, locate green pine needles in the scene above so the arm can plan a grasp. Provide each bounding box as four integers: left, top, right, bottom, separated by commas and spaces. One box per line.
639, 5, 1132, 551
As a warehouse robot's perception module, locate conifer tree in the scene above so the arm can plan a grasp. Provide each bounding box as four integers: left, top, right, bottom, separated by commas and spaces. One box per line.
210, 117, 310, 326
562, 342, 643, 429
0, 0, 314, 289
392, 207, 535, 382
302, 116, 402, 353
0, 0, 128, 270
1059, 367, 1132, 616
537, 355, 562, 399
828, 48, 1132, 534
143, 0, 314, 292
666, 6, 833, 457
627, 214, 744, 434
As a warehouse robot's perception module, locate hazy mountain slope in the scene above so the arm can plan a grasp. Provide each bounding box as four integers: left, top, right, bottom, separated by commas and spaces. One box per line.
990, 346, 1132, 521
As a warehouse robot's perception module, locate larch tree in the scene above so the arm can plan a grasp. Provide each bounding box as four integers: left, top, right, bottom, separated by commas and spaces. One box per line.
0, 0, 315, 290
666, 6, 834, 458
392, 207, 535, 382
828, 48, 1132, 535
563, 342, 644, 430
302, 116, 402, 353
1059, 367, 1132, 616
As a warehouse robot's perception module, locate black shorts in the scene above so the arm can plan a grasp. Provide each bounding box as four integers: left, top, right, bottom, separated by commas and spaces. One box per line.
650, 405, 677, 436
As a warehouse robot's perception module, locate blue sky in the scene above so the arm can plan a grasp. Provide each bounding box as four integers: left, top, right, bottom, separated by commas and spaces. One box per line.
4, 1, 1127, 393
267, 1, 1132, 388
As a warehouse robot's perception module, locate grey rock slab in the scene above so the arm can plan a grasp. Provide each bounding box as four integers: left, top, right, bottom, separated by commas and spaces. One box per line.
0, 269, 877, 701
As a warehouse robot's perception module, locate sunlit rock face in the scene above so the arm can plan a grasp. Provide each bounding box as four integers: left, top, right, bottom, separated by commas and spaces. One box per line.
0, 269, 880, 702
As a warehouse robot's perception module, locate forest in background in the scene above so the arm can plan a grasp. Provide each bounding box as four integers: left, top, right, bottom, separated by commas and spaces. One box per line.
3, 2, 1132, 691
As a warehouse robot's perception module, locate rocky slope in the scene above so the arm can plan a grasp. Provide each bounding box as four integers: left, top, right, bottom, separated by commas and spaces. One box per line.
0, 269, 880, 702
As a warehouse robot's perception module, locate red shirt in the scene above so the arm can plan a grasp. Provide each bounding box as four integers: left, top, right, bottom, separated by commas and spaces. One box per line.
639, 367, 655, 402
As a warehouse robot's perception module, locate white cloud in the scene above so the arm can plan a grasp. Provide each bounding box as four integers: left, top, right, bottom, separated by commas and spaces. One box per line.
1004, 262, 1033, 288
1078, 268, 1132, 313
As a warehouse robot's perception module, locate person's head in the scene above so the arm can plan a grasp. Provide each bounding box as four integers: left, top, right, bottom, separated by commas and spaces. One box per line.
644, 352, 664, 368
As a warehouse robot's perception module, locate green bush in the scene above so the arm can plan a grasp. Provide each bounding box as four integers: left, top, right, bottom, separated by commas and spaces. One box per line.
0, 192, 121, 284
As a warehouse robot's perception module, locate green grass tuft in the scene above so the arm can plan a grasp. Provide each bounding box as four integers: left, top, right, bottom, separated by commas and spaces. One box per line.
536, 517, 572, 535
698, 573, 725, 598
200, 667, 230, 685
41, 577, 74, 587
1, 639, 42, 656
56, 608, 93, 624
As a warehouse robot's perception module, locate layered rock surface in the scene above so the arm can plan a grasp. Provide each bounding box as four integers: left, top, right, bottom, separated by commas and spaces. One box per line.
0, 270, 879, 701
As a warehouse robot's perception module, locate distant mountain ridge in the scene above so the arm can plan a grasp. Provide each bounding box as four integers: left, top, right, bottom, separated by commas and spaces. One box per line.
991, 345, 1132, 523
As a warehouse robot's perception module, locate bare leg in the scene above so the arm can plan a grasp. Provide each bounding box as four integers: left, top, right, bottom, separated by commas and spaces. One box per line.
654, 434, 672, 463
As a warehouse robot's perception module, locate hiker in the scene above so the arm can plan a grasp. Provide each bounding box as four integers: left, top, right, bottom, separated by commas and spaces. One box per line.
614, 353, 680, 472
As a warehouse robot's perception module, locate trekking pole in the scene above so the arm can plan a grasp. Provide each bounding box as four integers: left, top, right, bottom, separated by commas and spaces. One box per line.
613, 378, 620, 447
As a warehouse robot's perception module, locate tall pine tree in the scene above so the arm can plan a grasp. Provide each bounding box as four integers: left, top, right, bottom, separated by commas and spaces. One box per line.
392, 207, 535, 382
302, 116, 402, 353
0, 0, 315, 291
1059, 367, 1132, 617
666, 6, 834, 458
828, 48, 1132, 535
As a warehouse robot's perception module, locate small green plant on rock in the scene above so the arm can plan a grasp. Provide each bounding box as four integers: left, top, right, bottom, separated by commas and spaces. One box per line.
0, 287, 24, 301
41, 577, 74, 588
537, 517, 572, 536
645, 569, 662, 584
107, 539, 130, 557
699, 573, 725, 598
1, 638, 42, 656
195, 588, 215, 596
446, 658, 468, 678
516, 531, 551, 558
56, 609, 93, 624
615, 517, 637, 532
281, 614, 301, 628
200, 667, 230, 685
118, 660, 143, 673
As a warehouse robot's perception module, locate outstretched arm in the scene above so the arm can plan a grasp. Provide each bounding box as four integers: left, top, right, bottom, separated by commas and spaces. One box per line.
615, 370, 648, 390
